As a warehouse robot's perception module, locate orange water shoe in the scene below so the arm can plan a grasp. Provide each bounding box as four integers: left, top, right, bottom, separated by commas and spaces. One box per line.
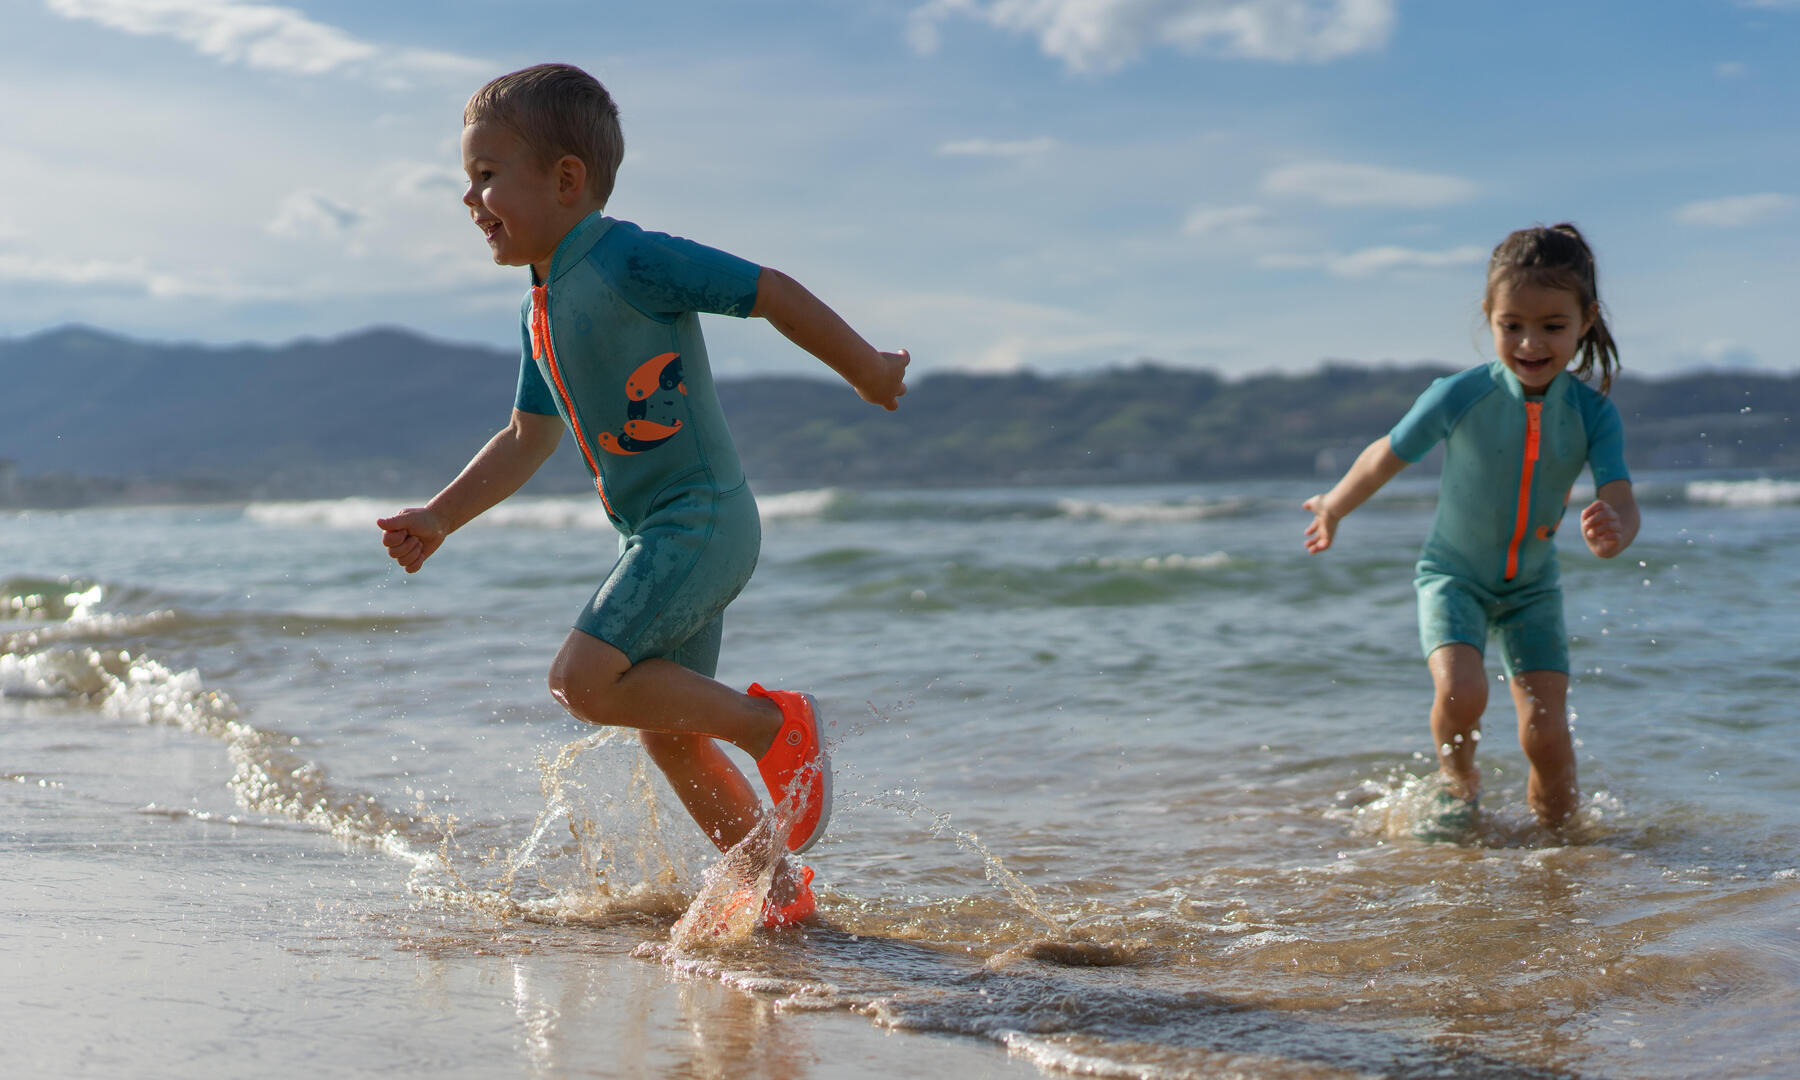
761, 865, 817, 930
749, 682, 832, 853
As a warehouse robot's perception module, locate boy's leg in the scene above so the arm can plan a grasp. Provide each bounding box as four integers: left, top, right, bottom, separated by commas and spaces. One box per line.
548, 628, 831, 857
1427, 643, 1487, 800
547, 628, 782, 757
1510, 670, 1577, 826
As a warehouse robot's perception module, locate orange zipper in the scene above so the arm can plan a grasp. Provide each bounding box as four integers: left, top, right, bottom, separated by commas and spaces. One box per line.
530, 286, 614, 516
1503, 400, 1542, 581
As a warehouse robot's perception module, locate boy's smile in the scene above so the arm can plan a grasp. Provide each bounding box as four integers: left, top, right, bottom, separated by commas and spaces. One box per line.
461, 120, 583, 279
1486, 281, 1593, 393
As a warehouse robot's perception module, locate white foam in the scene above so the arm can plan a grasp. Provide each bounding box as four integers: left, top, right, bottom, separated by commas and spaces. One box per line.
756, 488, 843, 520
1685, 478, 1800, 508
245, 497, 401, 530
999, 1031, 1186, 1080
1081, 552, 1233, 572
479, 498, 614, 530
1056, 497, 1250, 524
247, 496, 616, 531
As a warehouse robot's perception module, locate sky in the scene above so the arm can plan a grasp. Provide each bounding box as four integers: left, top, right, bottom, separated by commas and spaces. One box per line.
3, 0, 1797, 381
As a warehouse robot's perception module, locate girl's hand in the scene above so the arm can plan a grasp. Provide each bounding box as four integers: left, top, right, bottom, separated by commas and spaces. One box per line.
856, 348, 910, 411
1302, 494, 1339, 554
378, 508, 447, 573
1580, 498, 1625, 558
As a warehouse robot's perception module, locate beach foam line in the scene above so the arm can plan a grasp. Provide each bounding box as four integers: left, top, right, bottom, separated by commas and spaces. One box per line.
1685, 478, 1800, 508
1055, 496, 1256, 524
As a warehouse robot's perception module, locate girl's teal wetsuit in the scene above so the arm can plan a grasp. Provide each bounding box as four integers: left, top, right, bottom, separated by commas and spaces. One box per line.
1388, 359, 1629, 675
514, 211, 763, 677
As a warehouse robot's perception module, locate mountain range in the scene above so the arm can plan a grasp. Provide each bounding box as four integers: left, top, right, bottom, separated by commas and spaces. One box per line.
2, 325, 1795, 506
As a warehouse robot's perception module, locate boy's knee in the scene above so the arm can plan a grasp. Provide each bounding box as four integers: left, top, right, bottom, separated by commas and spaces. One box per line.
639, 729, 698, 761
546, 632, 632, 724
547, 658, 621, 725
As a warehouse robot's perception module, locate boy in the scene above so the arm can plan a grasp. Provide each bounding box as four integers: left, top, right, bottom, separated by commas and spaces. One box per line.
378, 63, 908, 928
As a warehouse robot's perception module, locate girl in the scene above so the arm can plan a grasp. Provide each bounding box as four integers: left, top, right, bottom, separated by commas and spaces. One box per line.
1303, 223, 1640, 833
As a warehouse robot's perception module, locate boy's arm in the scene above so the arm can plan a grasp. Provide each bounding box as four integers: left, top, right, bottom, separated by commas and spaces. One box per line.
1581, 478, 1639, 558
378, 410, 564, 573
1302, 436, 1410, 554
750, 267, 908, 409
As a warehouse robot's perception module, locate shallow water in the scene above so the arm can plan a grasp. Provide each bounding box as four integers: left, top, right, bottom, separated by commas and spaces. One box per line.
4, 473, 1798, 1079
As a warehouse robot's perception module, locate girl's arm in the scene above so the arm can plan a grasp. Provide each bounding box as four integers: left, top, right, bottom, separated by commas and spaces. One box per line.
1581, 478, 1640, 558
751, 267, 908, 410
377, 409, 564, 573
1303, 436, 1410, 554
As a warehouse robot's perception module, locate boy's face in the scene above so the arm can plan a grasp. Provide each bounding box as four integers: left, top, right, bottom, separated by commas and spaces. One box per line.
461, 120, 570, 278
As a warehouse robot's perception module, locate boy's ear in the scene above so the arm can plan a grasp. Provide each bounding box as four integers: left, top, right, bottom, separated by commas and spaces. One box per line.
553, 154, 588, 205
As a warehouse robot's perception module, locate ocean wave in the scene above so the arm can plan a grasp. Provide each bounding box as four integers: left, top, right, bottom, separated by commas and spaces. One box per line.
1056, 496, 1256, 524
2, 639, 437, 868
756, 487, 847, 520
2, 577, 105, 622
1077, 552, 1234, 573
1684, 478, 1800, 508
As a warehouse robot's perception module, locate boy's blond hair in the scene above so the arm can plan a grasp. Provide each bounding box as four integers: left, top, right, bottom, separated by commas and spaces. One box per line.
465, 63, 624, 208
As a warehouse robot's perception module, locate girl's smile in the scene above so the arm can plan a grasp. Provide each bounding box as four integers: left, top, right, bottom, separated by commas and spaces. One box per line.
1486, 281, 1594, 392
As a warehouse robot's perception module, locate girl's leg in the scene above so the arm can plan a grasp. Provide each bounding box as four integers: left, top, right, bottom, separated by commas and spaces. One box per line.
1427, 643, 1488, 800
1509, 669, 1577, 825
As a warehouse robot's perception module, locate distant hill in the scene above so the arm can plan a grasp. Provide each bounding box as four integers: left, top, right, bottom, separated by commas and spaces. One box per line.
2, 324, 1795, 506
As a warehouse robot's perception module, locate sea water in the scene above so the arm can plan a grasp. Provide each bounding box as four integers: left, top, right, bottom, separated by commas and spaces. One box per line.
4, 473, 1797, 1079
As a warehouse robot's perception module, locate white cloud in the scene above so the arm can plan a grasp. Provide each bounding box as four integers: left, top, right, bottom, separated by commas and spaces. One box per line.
391, 163, 467, 199
936, 136, 1059, 157
267, 190, 365, 239
1261, 161, 1478, 208
1258, 244, 1485, 277
0, 251, 211, 298
1672, 192, 1794, 227
909, 0, 1395, 73
45, 0, 485, 80
1689, 339, 1762, 368
1715, 60, 1748, 78
1181, 204, 1271, 235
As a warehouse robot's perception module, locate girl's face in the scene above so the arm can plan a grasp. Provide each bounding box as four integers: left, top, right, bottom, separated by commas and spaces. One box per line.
1485, 280, 1594, 393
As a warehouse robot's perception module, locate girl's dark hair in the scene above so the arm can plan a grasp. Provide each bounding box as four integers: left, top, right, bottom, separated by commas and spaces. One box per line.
1485, 223, 1620, 394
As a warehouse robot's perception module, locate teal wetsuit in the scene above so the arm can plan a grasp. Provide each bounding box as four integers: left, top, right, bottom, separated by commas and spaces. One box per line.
1388, 359, 1629, 675
515, 212, 763, 677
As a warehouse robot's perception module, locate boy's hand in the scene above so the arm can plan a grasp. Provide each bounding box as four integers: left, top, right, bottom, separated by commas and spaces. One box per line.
378, 508, 447, 573
856, 349, 910, 411
1301, 494, 1339, 554
1580, 498, 1625, 558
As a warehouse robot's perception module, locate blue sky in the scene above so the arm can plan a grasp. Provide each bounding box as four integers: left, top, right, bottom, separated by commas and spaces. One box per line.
3, 0, 1796, 380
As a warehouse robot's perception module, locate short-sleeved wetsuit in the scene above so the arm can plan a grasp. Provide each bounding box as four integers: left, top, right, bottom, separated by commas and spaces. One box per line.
1387, 359, 1629, 675
514, 211, 763, 677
